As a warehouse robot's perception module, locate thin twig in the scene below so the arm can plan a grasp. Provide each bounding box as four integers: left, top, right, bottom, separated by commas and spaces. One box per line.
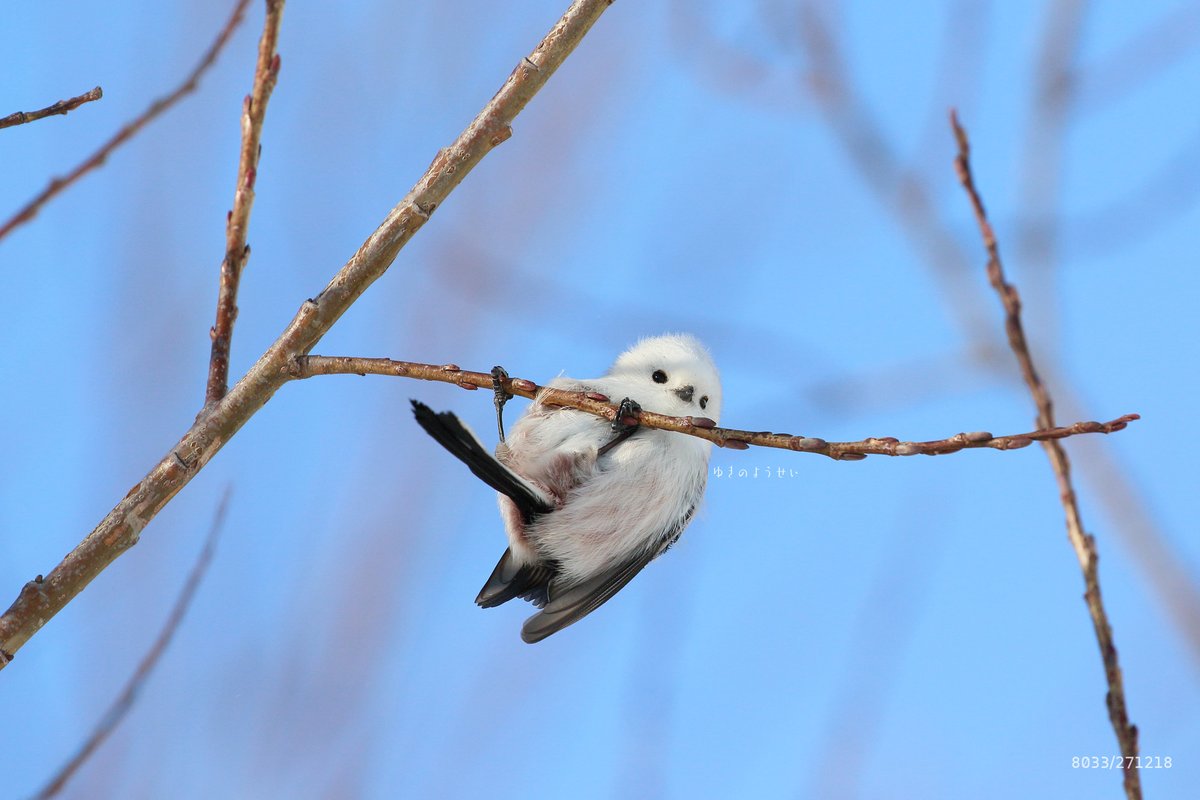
951, 110, 1142, 800
0, 0, 615, 669
0, 87, 103, 130
0, 0, 252, 242
289, 355, 1138, 460
32, 488, 231, 800
205, 0, 286, 405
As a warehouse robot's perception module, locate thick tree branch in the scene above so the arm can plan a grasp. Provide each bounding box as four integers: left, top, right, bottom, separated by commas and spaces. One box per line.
206, 0, 285, 405
951, 110, 1142, 800
0, 0, 252, 242
290, 355, 1138, 459
32, 489, 230, 800
0, 87, 103, 130
0, 0, 615, 670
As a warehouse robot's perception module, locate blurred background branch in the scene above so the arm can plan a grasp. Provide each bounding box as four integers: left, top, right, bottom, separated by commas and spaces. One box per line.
32, 489, 231, 800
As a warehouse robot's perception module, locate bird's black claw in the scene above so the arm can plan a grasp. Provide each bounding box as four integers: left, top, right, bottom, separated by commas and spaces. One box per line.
610, 397, 642, 433
492, 365, 512, 442
598, 398, 642, 458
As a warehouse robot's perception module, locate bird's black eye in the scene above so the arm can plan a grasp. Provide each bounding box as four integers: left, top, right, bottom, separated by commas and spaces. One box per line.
699, 395, 708, 409
652, 370, 668, 384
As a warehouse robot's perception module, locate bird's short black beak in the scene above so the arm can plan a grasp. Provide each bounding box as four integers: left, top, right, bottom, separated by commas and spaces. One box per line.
674, 384, 694, 403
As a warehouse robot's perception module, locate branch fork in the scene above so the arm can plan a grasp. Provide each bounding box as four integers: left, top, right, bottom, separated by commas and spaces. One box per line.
0, 0, 619, 668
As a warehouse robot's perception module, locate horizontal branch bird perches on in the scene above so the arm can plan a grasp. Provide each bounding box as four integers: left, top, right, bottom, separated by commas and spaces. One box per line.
289, 355, 1139, 460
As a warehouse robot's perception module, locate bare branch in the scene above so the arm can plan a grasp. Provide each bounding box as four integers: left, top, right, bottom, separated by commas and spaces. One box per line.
951, 110, 1142, 800
206, 0, 286, 405
0, 0, 253, 242
290, 355, 1138, 459
0, 0, 615, 669
0, 87, 103, 130
33, 488, 231, 800
1060, 124, 1200, 257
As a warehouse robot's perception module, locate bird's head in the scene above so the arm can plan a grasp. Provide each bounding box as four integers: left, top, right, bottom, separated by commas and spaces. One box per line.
607, 334, 722, 423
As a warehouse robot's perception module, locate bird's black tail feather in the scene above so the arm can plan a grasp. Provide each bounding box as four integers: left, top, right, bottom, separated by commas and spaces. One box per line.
411, 400, 552, 520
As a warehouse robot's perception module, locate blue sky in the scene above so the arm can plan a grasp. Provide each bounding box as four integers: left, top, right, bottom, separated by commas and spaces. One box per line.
2, 1, 1198, 798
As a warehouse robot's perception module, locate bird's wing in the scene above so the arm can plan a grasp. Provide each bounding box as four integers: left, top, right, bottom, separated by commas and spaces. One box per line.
475, 548, 555, 608
519, 505, 696, 644
519, 547, 658, 643
411, 400, 553, 520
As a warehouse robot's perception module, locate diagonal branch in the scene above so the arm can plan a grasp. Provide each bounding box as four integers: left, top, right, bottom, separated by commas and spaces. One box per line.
32, 488, 230, 800
0, 0, 252, 242
0, 0, 616, 670
0, 87, 103, 130
205, 0, 285, 405
289, 355, 1138, 459
951, 110, 1142, 800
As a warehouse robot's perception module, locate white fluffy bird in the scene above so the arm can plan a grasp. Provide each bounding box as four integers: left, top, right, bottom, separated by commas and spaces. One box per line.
412, 334, 721, 643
